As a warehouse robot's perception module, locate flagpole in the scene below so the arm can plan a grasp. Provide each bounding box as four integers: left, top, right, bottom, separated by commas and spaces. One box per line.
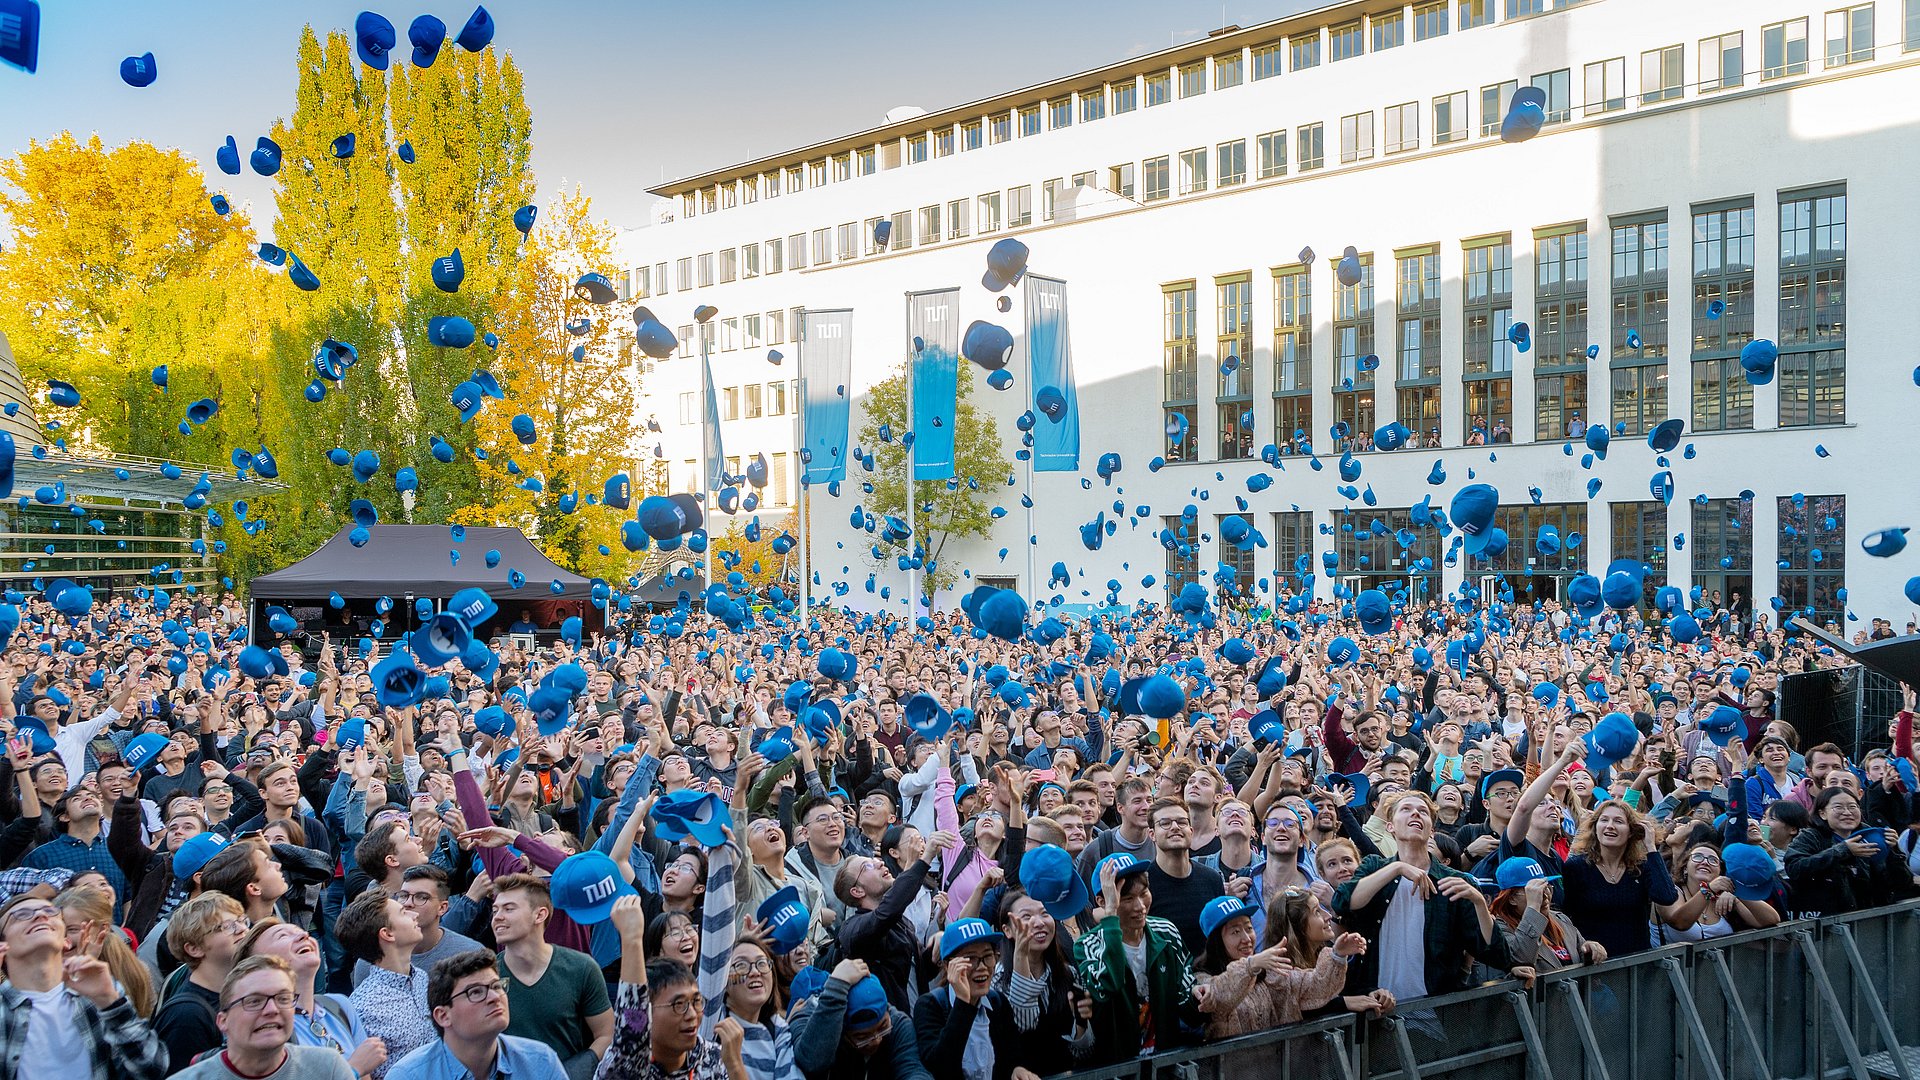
795, 312, 810, 612
1024, 279, 1036, 599
697, 331, 712, 596
903, 292, 917, 620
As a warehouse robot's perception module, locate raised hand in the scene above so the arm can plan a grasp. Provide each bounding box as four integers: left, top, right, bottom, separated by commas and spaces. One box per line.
830, 958, 870, 985
609, 894, 646, 941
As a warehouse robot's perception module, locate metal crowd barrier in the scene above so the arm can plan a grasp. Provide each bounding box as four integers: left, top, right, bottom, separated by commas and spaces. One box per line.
1058, 899, 1920, 1080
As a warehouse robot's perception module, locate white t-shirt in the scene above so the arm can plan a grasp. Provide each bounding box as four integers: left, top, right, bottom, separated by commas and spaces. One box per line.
1122, 936, 1149, 997
1378, 876, 1431, 1005
21, 985, 88, 1075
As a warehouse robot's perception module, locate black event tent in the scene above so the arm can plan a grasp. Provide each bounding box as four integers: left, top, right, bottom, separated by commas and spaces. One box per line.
248, 525, 601, 645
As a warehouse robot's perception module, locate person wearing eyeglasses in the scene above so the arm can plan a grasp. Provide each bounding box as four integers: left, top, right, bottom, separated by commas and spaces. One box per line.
0, 891, 168, 1080
595, 895, 747, 1080
172, 955, 354, 1079
238, 918, 388, 1079
154, 891, 252, 1071
385, 949, 568, 1080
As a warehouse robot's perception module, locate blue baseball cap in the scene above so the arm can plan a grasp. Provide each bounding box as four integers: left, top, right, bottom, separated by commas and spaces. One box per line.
1092, 853, 1151, 898
173, 833, 232, 880
939, 917, 1004, 960
1199, 896, 1258, 942
845, 975, 890, 1027
756, 885, 810, 955
1493, 857, 1559, 890
652, 790, 732, 848
1017, 844, 1089, 919
550, 851, 638, 925
122, 733, 168, 773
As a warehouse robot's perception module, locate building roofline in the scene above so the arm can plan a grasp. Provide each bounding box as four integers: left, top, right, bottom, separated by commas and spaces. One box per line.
646, 0, 1404, 198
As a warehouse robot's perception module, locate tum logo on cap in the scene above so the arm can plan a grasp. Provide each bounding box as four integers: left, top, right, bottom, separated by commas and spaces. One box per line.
455, 600, 486, 621
0, 15, 23, 50
583, 876, 618, 904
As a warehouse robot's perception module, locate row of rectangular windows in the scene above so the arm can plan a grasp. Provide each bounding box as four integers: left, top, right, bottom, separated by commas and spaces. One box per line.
678, 380, 800, 424
1158, 187, 1844, 467
671, 0, 1551, 220
1186, 497, 1844, 620
667, 2, 1912, 223
624, 4, 1905, 302
670, 452, 797, 507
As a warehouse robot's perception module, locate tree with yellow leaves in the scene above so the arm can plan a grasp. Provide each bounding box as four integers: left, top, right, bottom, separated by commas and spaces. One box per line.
455, 188, 642, 584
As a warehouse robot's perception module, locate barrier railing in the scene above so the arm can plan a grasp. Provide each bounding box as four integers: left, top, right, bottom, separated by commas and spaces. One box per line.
1058, 899, 1920, 1080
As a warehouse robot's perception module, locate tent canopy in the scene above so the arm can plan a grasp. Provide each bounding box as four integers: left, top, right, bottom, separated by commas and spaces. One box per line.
251, 525, 595, 601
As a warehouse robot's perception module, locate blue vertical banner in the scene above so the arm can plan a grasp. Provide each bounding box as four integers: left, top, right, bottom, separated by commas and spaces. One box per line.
1025, 275, 1079, 472
700, 332, 726, 492
908, 289, 960, 481
799, 309, 853, 484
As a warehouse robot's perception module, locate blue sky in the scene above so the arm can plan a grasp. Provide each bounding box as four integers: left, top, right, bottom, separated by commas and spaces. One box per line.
0, 0, 1319, 232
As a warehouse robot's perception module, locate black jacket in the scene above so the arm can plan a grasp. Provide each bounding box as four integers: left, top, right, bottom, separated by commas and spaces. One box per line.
839, 857, 935, 1013
1783, 824, 1918, 917
912, 989, 1030, 1080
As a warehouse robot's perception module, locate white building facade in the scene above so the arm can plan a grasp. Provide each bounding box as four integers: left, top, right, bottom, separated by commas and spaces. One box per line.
618, 0, 1920, 626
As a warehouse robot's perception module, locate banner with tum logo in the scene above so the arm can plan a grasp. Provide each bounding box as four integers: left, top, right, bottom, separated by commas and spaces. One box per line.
1024, 276, 1079, 472
799, 309, 853, 485
908, 289, 960, 481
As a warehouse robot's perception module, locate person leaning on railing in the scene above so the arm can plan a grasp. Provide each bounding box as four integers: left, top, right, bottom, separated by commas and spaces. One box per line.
1194, 891, 1365, 1040
1783, 786, 1918, 918
1332, 791, 1514, 1003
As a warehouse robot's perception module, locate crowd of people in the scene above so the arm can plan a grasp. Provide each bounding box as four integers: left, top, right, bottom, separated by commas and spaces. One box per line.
0, 578, 1912, 1080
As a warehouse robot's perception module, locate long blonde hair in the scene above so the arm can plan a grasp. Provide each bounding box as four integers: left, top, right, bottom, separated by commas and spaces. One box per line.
54, 885, 156, 1018
1570, 799, 1650, 872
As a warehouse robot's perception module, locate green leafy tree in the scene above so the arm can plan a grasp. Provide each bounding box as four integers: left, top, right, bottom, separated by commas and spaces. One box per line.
266, 27, 411, 554
390, 46, 534, 522
855, 362, 1010, 601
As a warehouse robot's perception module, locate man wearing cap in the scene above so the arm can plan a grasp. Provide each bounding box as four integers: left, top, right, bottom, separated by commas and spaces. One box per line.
1072, 853, 1200, 1064
792, 959, 928, 1080
0, 891, 170, 1080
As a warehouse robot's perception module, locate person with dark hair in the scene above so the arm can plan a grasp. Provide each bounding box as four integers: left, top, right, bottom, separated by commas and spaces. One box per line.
385, 949, 567, 1080
489, 873, 612, 1079
594, 894, 746, 1080
1784, 787, 1918, 917
353, 822, 428, 896
22, 784, 128, 919
1072, 854, 1202, 1065
199, 838, 290, 924
352, 866, 483, 989
339, 890, 434, 1077
834, 828, 957, 1013
990, 890, 1090, 1073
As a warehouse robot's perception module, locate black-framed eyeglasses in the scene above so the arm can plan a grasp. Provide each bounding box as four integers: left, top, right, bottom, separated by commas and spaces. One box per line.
452, 980, 508, 1005
660, 994, 704, 1017
226, 991, 296, 1014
